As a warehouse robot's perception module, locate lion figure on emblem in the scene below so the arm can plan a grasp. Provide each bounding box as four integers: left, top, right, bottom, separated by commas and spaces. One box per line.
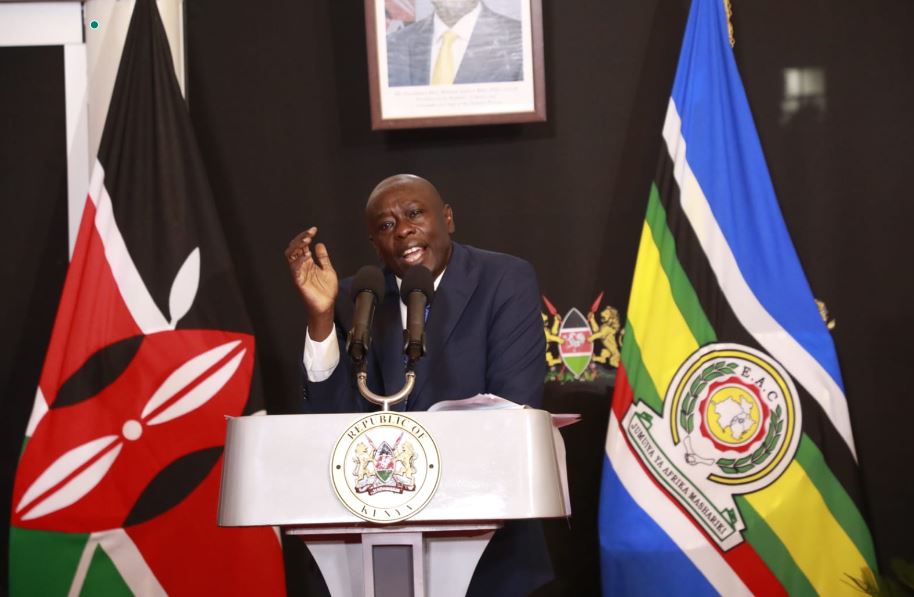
353, 441, 375, 481
395, 441, 417, 479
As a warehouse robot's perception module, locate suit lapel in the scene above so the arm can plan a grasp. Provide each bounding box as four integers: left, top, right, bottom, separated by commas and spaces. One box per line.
455, 6, 497, 83
455, 6, 521, 84
409, 18, 434, 85
409, 243, 479, 408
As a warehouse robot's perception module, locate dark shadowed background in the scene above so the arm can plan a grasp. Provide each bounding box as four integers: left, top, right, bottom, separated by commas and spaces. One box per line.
2, 0, 912, 593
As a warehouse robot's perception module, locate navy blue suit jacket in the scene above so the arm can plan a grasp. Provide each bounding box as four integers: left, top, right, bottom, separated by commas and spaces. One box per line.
302, 242, 552, 595
387, 4, 523, 88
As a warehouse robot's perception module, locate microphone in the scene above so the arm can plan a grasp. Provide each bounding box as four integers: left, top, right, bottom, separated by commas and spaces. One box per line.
400, 265, 435, 364
346, 265, 386, 363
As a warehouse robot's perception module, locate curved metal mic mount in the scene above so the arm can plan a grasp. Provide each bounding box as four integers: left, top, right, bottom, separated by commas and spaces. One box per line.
356, 370, 416, 411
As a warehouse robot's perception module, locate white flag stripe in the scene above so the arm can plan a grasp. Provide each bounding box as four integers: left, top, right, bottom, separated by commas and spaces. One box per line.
141, 340, 242, 421
25, 386, 49, 437
606, 413, 753, 597
96, 529, 168, 596
67, 536, 97, 597
88, 163, 170, 334
17, 434, 118, 513
147, 349, 245, 426
661, 99, 857, 459
21, 443, 123, 521
167, 247, 200, 326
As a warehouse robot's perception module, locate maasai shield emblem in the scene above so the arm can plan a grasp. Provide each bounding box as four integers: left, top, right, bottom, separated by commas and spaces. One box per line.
559, 308, 593, 379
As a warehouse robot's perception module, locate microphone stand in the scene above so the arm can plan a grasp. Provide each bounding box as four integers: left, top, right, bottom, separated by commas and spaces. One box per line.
355, 360, 416, 412
353, 264, 430, 411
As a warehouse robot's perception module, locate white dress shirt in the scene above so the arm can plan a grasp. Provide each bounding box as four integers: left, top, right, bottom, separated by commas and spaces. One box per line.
303, 269, 445, 382
428, 3, 482, 83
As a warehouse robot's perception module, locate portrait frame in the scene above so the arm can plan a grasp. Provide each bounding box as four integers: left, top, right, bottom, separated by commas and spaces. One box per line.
364, 0, 546, 130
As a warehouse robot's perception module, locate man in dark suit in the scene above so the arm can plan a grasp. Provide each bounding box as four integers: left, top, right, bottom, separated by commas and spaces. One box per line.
386, 0, 523, 87
285, 174, 552, 596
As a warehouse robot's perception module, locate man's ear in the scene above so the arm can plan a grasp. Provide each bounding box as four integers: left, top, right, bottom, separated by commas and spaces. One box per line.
444, 204, 455, 234
368, 236, 382, 257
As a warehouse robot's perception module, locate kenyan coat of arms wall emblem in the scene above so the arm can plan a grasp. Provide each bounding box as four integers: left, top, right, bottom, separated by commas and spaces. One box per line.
542, 292, 620, 383
330, 413, 440, 523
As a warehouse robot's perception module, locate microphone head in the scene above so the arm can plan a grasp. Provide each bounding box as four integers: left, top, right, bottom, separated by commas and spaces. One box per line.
400, 265, 435, 305
351, 265, 386, 304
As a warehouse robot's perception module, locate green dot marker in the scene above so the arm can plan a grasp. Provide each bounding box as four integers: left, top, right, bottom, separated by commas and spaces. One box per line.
90, 20, 99, 29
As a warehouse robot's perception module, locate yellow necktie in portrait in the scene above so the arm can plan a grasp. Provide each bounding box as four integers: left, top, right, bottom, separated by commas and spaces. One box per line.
431, 30, 459, 85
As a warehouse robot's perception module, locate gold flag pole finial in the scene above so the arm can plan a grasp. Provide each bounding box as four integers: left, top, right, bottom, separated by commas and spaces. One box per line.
723, 0, 736, 47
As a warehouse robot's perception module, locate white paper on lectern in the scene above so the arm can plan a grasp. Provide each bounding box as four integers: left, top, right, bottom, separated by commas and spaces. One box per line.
429, 393, 581, 428
427, 393, 524, 411
428, 394, 576, 514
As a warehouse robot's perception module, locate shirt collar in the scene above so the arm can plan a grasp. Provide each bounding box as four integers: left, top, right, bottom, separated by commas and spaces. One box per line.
394, 268, 446, 293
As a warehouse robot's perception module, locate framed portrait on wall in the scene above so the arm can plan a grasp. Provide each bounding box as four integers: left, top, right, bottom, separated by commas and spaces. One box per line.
364, 0, 546, 129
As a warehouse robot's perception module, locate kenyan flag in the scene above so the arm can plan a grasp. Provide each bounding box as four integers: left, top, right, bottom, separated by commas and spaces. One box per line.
8, 1, 285, 594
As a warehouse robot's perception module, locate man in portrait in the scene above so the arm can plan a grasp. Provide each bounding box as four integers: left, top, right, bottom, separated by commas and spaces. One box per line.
386, 0, 523, 87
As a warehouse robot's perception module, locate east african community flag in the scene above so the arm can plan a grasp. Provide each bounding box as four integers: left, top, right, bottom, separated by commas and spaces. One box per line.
598, 0, 877, 595
8, 0, 286, 594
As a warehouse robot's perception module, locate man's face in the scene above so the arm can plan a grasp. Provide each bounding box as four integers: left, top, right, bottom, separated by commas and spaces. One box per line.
365, 181, 455, 279
431, 0, 480, 25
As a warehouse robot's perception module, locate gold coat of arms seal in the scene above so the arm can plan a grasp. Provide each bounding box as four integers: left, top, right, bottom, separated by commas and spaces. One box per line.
330, 413, 441, 523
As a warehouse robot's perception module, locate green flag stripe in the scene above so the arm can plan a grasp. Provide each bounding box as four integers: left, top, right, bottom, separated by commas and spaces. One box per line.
9, 527, 89, 596
82, 541, 135, 596
794, 436, 879, 571
620, 184, 715, 415
735, 496, 819, 597
644, 184, 716, 346
620, 320, 663, 414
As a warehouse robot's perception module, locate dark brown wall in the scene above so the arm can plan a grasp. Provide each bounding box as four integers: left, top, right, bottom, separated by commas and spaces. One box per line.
2, 0, 913, 594
0, 45, 69, 591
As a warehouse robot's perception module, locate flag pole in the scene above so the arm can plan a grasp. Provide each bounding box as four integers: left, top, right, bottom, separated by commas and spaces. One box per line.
723, 0, 735, 47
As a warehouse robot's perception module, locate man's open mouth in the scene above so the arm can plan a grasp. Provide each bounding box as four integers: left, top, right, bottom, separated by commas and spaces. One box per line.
401, 246, 426, 264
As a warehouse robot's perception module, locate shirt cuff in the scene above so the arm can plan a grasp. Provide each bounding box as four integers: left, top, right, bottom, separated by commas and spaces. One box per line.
303, 323, 340, 382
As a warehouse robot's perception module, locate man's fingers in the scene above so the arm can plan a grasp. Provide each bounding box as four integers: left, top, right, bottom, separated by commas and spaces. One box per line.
286, 227, 317, 250
286, 231, 312, 252
285, 227, 318, 263
286, 247, 305, 264
312, 242, 332, 269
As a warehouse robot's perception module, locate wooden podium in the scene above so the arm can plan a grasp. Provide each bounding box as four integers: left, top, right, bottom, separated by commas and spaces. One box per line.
218, 409, 571, 597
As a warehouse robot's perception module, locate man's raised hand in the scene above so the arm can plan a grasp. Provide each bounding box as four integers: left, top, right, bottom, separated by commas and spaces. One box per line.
285, 227, 338, 340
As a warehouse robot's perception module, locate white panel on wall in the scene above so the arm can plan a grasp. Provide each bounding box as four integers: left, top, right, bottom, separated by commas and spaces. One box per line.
64, 44, 91, 257
0, 2, 82, 47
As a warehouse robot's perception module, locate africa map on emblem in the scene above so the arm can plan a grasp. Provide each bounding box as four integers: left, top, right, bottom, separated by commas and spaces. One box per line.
698, 376, 769, 452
